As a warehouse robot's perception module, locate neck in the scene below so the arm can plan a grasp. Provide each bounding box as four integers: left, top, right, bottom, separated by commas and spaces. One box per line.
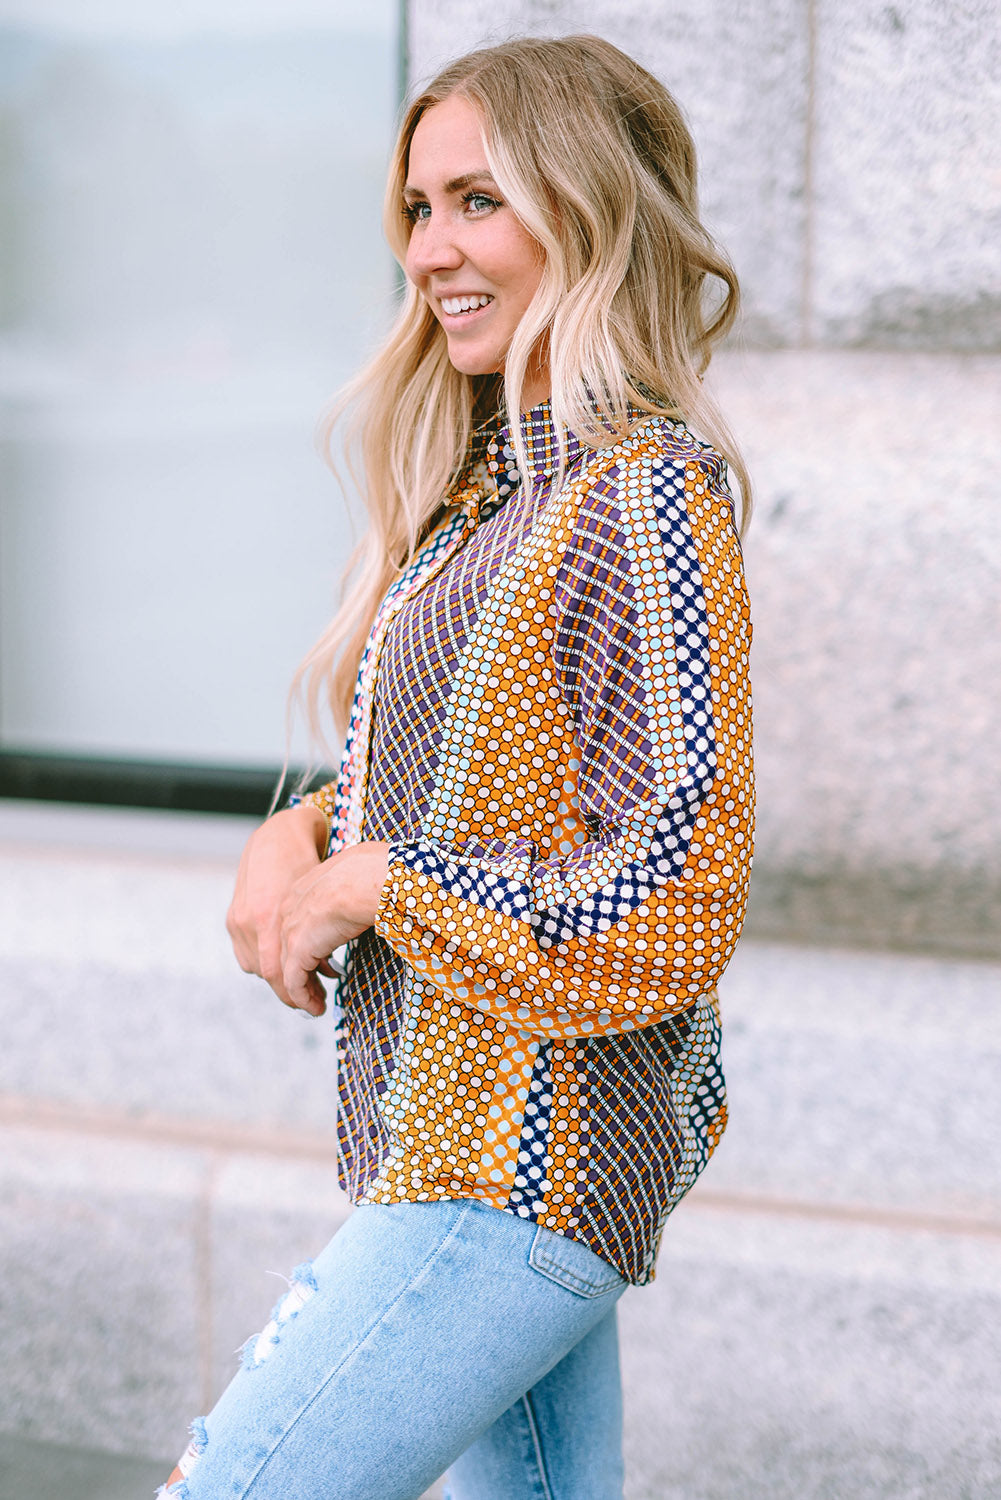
518, 357, 551, 412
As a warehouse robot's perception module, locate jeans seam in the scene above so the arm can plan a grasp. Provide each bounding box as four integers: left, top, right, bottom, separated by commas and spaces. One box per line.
529, 1231, 623, 1298
530, 1257, 619, 1296
520, 1392, 554, 1500
241, 1203, 475, 1498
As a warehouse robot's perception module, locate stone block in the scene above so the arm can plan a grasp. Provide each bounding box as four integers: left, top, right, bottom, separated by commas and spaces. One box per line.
712, 940, 1001, 1221
207, 1155, 353, 1403
0, 822, 341, 1133
0, 1126, 208, 1460
407, 0, 811, 343
0, 953, 342, 1134
0, 799, 259, 861
712, 348, 1001, 955
620, 1197, 1001, 1498
810, 0, 1001, 349
0, 826, 244, 981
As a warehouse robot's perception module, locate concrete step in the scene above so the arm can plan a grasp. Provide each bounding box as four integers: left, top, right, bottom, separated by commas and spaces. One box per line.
0, 1434, 172, 1500
713, 938, 1001, 1225
622, 1198, 1001, 1499
0, 803, 339, 1135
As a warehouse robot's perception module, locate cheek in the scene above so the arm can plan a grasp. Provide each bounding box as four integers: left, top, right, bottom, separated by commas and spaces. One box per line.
510, 239, 544, 305
511, 266, 543, 320
405, 254, 441, 319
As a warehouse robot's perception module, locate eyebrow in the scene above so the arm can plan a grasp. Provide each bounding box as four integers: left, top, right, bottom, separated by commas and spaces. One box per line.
402, 170, 498, 200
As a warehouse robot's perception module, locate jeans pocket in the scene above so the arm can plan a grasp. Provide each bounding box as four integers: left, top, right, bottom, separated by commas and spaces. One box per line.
528, 1225, 625, 1298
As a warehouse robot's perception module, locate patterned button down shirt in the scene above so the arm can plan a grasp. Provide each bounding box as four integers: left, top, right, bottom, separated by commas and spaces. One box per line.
305, 400, 753, 1284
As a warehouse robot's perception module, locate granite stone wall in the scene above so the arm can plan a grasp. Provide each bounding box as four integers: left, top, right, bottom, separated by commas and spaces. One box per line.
406, 0, 1001, 955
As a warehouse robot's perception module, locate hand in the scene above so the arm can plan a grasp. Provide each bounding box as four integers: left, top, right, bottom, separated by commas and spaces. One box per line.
279, 841, 390, 1016
226, 804, 329, 1004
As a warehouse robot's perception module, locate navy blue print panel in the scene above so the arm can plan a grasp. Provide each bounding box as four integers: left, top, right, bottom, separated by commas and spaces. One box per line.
505, 1044, 555, 1219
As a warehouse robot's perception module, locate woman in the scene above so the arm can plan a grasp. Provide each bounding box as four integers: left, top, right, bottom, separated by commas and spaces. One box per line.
161, 33, 753, 1500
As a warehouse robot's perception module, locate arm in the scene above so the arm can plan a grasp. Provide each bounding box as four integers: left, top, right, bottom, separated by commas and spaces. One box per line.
373, 442, 753, 1038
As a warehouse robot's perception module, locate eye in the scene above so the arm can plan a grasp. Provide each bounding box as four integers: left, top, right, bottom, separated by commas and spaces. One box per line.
463, 191, 500, 215
402, 199, 430, 224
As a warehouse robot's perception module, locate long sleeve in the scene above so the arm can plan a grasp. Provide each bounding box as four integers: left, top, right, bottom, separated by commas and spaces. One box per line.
373, 428, 753, 1040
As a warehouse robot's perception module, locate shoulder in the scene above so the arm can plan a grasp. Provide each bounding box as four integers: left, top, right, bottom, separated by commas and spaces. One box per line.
572, 413, 732, 521
620, 411, 725, 480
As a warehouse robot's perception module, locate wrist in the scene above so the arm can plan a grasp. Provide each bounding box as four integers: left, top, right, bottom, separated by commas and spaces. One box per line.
280, 800, 330, 858
339, 841, 390, 928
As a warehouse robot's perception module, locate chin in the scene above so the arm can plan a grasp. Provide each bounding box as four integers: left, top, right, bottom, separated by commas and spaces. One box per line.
446, 347, 502, 379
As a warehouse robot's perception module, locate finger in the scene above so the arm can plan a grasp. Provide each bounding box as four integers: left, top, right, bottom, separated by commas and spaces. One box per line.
257, 928, 299, 1005
303, 974, 327, 1016
283, 960, 327, 1017
284, 953, 326, 1013
280, 948, 327, 1020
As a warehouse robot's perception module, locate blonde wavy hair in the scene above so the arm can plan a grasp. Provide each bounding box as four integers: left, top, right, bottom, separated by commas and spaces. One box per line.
294, 33, 749, 753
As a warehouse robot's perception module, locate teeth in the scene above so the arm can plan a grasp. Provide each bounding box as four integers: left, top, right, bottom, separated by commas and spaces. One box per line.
441, 294, 493, 315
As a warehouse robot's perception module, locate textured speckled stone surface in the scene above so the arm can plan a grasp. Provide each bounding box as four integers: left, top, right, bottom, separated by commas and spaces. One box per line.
619, 1202, 1001, 1500
0, 950, 341, 1130
713, 349, 1001, 954
0, 807, 341, 1130
810, 1, 1001, 349
0, 1128, 206, 1460
713, 939, 1001, 1219
407, 0, 811, 344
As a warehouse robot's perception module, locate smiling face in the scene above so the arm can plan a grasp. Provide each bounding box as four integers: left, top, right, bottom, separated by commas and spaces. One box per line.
403, 95, 548, 407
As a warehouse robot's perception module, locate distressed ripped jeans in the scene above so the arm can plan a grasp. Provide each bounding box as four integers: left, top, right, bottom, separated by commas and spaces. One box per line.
160, 1198, 627, 1500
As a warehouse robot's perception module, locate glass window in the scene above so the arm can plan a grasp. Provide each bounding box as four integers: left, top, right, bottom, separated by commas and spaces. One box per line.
0, 0, 400, 771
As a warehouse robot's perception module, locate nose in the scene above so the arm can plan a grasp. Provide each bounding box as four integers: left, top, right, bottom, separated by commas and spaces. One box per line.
406, 212, 464, 281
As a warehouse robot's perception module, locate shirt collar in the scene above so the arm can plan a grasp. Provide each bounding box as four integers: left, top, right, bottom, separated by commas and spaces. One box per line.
489, 400, 586, 487
449, 400, 588, 525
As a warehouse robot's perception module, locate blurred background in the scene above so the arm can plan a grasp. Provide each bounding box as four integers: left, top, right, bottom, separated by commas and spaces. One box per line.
0, 0, 397, 784
1, 2, 999, 1497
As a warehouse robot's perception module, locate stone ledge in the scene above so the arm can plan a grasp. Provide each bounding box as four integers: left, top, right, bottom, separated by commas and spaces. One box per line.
4, 934, 999, 1227
744, 863, 1001, 960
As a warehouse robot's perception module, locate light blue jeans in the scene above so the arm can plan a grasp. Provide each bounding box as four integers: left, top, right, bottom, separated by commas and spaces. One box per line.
161, 1199, 628, 1500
